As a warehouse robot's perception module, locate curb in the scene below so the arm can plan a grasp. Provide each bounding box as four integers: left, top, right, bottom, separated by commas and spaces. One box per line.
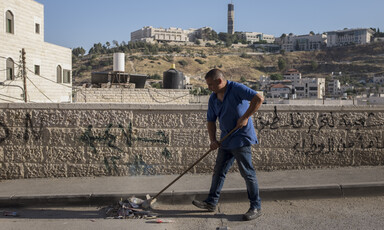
1, 182, 383, 207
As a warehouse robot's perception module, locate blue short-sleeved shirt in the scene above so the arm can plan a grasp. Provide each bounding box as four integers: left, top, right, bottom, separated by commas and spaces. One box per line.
207, 80, 259, 149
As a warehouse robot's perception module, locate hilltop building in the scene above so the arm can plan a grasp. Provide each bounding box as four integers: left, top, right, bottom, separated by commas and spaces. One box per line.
0, 0, 72, 103
276, 33, 327, 52
239, 32, 275, 44
326, 28, 374, 47
130, 26, 212, 44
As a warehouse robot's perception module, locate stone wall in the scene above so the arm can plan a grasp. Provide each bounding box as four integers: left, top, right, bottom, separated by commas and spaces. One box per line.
1, 103, 384, 179
74, 88, 195, 104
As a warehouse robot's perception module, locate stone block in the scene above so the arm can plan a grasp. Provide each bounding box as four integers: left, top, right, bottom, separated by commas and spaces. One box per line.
132, 111, 184, 128
24, 163, 67, 178
67, 164, 108, 177
2, 163, 24, 179
44, 146, 86, 164
170, 129, 208, 148
258, 129, 301, 148
3, 145, 44, 163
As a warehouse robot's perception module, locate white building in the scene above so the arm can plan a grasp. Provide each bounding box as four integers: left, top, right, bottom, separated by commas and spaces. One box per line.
239, 32, 275, 44
270, 83, 291, 99
283, 69, 302, 85
283, 69, 325, 99
327, 79, 341, 96
326, 28, 374, 47
131, 26, 213, 44
0, 0, 72, 103
279, 33, 327, 52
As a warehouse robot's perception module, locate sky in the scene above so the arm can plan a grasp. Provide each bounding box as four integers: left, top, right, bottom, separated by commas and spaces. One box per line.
34, 0, 384, 52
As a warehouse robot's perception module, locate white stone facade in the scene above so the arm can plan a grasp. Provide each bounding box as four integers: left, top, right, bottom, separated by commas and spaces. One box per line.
131, 26, 190, 43
328, 79, 341, 96
326, 28, 374, 47
280, 33, 327, 52
240, 32, 275, 44
0, 0, 72, 103
283, 69, 325, 99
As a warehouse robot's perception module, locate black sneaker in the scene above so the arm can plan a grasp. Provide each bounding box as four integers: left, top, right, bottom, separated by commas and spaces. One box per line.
243, 208, 262, 221
192, 200, 216, 212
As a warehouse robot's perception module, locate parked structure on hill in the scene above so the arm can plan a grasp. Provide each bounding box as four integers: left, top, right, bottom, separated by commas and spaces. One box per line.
326, 28, 374, 47
276, 33, 327, 52
130, 26, 212, 44
0, 0, 72, 103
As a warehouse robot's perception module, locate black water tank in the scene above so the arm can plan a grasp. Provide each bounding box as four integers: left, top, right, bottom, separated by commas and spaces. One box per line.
163, 66, 184, 89
129, 74, 147, 88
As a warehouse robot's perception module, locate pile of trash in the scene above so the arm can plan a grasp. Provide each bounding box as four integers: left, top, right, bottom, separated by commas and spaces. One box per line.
105, 196, 158, 219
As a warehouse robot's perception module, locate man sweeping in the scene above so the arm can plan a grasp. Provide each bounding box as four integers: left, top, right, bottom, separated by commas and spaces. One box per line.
192, 69, 264, 221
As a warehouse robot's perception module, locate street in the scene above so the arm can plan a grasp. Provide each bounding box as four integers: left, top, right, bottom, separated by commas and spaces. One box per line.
1, 196, 383, 230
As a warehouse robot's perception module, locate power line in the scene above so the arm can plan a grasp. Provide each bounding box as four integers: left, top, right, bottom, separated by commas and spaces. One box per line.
0, 92, 24, 101
26, 67, 73, 89
26, 76, 53, 102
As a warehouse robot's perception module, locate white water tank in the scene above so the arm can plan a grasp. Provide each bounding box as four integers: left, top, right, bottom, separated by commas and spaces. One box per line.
113, 53, 125, 72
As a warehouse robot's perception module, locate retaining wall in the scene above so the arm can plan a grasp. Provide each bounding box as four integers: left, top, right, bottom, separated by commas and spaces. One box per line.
0, 103, 383, 179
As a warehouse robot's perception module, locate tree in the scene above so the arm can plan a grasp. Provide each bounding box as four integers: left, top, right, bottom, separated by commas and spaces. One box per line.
311, 60, 319, 71
270, 73, 283, 80
309, 31, 315, 35
112, 40, 119, 47
278, 58, 286, 71
72, 47, 85, 57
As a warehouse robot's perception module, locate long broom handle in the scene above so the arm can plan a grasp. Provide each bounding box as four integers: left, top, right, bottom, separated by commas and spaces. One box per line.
151, 127, 238, 200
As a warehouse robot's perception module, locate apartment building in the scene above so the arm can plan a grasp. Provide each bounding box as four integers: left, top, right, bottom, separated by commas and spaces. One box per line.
279, 33, 327, 52
373, 76, 384, 84
327, 79, 341, 96
283, 69, 325, 99
270, 83, 291, 99
326, 28, 374, 47
0, 0, 72, 103
131, 26, 212, 43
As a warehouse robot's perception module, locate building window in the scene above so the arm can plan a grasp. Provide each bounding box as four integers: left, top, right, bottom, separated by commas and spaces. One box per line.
63, 70, 71, 83
6, 58, 14, 80
57, 65, 62, 83
34, 65, 40, 75
35, 23, 40, 34
6, 11, 14, 34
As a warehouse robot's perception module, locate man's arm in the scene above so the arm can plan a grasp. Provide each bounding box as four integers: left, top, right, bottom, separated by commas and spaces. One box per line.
207, 121, 220, 150
236, 93, 264, 129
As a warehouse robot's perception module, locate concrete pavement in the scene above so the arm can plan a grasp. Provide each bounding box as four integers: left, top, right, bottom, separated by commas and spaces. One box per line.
0, 166, 383, 207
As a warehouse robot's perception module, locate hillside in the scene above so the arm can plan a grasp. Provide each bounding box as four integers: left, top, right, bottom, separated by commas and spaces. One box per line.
72, 41, 384, 88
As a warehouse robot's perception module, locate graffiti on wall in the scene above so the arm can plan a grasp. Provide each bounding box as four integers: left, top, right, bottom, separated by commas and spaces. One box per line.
0, 113, 44, 144
79, 121, 170, 175
255, 106, 384, 156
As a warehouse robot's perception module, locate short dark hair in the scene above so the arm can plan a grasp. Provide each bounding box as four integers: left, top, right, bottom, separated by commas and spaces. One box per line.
205, 69, 225, 80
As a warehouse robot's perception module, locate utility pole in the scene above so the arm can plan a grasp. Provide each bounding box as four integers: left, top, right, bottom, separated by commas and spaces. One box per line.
22, 48, 27, 102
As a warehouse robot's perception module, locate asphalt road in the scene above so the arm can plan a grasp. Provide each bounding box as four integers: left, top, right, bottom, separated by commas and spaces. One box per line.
1, 196, 383, 230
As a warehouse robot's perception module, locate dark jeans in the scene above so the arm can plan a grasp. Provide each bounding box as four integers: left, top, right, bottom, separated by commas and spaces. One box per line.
204, 145, 261, 210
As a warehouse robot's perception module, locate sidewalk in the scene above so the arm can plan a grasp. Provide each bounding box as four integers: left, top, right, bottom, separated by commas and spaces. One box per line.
1, 166, 384, 207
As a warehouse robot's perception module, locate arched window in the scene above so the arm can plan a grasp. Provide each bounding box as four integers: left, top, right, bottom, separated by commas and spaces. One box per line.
57, 65, 62, 83
6, 11, 14, 34
6, 58, 14, 80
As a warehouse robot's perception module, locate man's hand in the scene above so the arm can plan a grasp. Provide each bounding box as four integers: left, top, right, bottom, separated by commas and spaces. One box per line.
236, 117, 249, 129
210, 140, 220, 150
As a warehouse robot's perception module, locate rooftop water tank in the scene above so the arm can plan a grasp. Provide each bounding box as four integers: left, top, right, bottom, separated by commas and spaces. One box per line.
113, 53, 125, 72
129, 74, 147, 88
163, 64, 185, 89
